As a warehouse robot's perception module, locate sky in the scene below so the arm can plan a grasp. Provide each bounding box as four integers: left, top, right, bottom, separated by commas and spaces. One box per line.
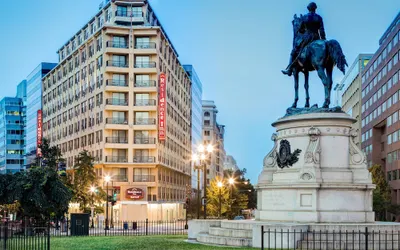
0, 0, 399, 183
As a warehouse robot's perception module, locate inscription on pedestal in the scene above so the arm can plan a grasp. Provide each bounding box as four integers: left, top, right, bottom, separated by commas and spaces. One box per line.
263, 191, 296, 209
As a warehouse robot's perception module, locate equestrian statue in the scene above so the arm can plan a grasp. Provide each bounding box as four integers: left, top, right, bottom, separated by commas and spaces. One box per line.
282, 2, 348, 109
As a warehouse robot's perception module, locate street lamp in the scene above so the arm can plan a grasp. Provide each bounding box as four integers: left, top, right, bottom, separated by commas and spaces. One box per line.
192, 143, 213, 219
217, 181, 223, 218
89, 186, 96, 228
104, 175, 111, 230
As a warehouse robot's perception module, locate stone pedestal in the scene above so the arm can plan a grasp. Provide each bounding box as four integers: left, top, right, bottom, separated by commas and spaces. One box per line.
256, 112, 375, 223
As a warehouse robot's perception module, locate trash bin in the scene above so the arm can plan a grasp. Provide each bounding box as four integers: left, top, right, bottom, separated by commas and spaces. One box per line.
132, 222, 137, 230
123, 222, 128, 230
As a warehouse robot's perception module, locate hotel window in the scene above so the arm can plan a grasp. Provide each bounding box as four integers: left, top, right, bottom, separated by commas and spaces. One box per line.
106, 9, 111, 22
132, 7, 142, 16
394, 131, 399, 143
388, 116, 393, 127
117, 6, 127, 16
388, 134, 392, 145
135, 37, 150, 48
112, 55, 127, 67
112, 36, 127, 48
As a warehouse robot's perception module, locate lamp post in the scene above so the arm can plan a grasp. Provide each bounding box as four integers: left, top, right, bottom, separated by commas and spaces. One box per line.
104, 175, 111, 230
217, 181, 223, 219
228, 178, 235, 217
192, 144, 213, 219
89, 186, 96, 228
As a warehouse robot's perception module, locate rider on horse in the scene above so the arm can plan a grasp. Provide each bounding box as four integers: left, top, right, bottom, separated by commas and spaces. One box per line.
282, 2, 326, 76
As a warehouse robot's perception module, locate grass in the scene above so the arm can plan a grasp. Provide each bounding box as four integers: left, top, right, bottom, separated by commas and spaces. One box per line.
50, 235, 258, 250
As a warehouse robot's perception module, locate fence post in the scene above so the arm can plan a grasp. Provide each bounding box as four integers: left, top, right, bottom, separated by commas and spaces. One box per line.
3, 220, 8, 250
365, 227, 368, 250
47, 221, 51, 250
261, 225, 264, 250
145, 219, 148, 236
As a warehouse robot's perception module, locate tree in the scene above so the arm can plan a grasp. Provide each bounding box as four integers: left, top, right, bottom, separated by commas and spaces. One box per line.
369, 164, 393, 221
35, 138, 64, 171
206, 177, 230, 217
223, 169, 257, 218
0, 139, 72, 221
71, 150, 98, 210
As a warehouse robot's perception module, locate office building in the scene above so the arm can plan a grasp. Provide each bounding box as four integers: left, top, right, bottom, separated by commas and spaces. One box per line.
183, 65, 203, 192
341, 54, 373, 147
42, 0, 192, 221
202, 100, 225, 185
25, 63, 57, 168
223, 155, 239, 173
0, 81, 27, 174
361, 13, 399, 203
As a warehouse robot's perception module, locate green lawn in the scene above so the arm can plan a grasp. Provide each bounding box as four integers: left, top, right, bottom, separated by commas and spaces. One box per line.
51, 235, 257, 250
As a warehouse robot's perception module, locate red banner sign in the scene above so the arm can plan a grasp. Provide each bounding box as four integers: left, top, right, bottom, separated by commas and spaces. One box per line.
37, 110, 43, 157
158, 73, 167, 141
126, 188, 144, 200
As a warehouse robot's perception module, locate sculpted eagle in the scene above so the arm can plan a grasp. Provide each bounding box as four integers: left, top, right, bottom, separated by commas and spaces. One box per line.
276, 140, 302, 169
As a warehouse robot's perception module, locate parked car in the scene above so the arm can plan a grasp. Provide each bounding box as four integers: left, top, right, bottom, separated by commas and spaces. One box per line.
233, 216, 245, 220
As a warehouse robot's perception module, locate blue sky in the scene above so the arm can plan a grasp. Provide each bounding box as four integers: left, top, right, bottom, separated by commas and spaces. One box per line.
0, 0, 399, 183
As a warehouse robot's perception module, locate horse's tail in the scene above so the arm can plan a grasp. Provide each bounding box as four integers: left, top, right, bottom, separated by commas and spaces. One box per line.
327, 39, 348, 75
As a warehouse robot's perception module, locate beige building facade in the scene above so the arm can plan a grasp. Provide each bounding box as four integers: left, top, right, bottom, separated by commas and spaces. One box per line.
42, 0, 191, 221
202, 100, 225, 185
341, 54, 373, 147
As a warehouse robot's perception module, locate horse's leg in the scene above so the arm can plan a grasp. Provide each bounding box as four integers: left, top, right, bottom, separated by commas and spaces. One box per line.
304, 71, 310, 108
326, 66, 334, 106
316, 67, 330, 108
292, 70, 299, 108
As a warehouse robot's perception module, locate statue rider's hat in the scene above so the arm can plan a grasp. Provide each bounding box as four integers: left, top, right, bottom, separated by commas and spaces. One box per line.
307, 2, 317, 12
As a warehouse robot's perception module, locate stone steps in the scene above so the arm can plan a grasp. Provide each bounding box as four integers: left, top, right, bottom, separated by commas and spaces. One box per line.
220, 221, 254, 230
197, 233, 253, 247
209, 226, 253, 238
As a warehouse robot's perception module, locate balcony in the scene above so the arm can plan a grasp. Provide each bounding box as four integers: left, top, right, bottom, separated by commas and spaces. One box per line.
134, 80, 156, 88
106, 98, 128, 106
133, 156, 156, 163
106, 41, 128, 49
105, 156, 128, 163
134, 62, 156, 68
106, 79, 128, 87
134, 99, 156, 106
134, 118, 156, 125
106, 137, 128, 143
105, 118, 128, 125
112, 175, 128, 182
133, 175, 155, 182
134, 42, 156, 49
115, 11, 144, 24
134, 137, 156, 144
115, 11, 143, 18
106, 60, 128, 68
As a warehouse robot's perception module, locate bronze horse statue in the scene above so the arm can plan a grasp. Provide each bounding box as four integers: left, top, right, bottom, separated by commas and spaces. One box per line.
291, 14, 348, 108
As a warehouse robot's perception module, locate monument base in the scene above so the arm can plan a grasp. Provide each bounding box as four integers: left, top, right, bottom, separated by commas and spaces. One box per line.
257, 112, 375, 223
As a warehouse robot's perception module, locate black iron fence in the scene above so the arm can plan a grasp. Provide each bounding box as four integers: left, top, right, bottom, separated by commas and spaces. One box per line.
0, 221, 50, 250
261, 226, 400, 250
48, 219, 187, 237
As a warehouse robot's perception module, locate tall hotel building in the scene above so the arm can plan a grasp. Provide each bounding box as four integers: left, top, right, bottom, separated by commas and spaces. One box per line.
25, 63, 57, 168
0, 81, 26, 174
202, 100, 225, 185
42, 0, 192, 221
341, 54, 372, 147
183, 65, 203, 191
361, 13, 399, 204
